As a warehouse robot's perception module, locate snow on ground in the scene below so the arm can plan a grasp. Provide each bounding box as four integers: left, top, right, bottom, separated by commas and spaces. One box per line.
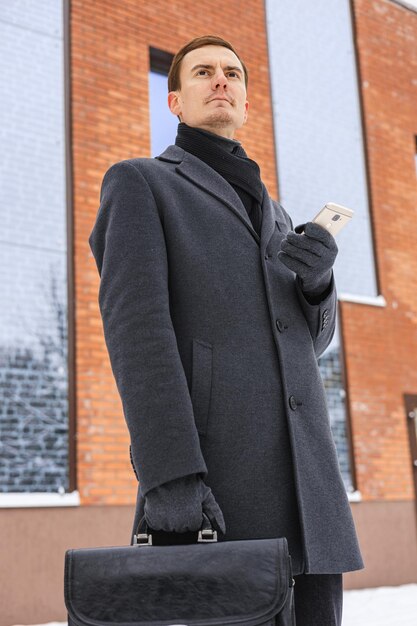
10, 583, 417, 626
342, 583, 417, 626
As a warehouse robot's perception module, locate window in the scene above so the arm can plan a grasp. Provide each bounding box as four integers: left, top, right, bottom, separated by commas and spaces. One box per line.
317, 328, 355, 492
0, 0, 70, 495
149, 47, 177, 157
266, 0, 377, 300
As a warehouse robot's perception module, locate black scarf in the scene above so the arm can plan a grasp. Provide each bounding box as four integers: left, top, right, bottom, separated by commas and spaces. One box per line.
174, 122, 263, 236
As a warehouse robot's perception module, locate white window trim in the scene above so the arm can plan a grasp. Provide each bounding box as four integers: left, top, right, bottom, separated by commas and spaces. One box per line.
0, 490, 80, 508
338, 293, 386, 307
0, 489, 360, 507
389, 0, 417, 13
347, 490, 362, 503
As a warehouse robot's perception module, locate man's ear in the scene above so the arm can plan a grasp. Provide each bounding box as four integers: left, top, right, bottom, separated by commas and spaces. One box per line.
243, 100, 249, 124
168, 91, 181, 118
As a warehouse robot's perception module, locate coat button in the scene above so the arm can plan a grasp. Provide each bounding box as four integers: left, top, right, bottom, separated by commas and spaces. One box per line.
276, 319, 288, 332
289, 395, 297, 410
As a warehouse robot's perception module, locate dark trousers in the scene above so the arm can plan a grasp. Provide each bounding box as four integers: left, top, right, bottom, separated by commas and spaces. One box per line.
293, 573, 343, 626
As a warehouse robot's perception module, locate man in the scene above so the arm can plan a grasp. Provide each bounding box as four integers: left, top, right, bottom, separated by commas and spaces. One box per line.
88, 34, 364, 626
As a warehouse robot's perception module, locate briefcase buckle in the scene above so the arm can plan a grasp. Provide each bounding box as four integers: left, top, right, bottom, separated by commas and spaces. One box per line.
198, 528, 217, 542
133, 532, 153, 546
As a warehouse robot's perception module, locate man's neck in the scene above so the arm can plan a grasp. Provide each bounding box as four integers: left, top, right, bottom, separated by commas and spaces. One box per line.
179, 120, 239, 141
197, 127, 235, 140
178, 122, 242, 153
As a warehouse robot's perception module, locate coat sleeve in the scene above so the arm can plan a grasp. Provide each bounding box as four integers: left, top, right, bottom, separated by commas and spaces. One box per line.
277, 202, 337, 359
294, 272, 337, 358
88, 160, 208, 497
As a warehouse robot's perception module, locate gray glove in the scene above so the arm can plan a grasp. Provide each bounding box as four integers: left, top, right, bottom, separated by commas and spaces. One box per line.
278, 221, 338, 298
144, 473, 226, 535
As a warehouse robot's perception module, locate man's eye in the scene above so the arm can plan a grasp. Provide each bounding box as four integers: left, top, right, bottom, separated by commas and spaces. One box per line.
196, 70, 239, 78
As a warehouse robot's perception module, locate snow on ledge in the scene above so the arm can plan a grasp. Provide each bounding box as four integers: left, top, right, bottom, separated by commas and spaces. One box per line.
347, 490, 362, 503
0, 489, 360, 508
338, 293, 386, 307
0, 491, 80, 508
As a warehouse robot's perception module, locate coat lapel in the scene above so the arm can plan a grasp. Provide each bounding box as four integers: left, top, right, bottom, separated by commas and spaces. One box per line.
259, 186, 280, 257
156, 145, 277, 255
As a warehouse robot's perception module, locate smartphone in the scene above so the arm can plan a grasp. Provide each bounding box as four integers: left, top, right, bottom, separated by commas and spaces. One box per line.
310, 202, 354, 237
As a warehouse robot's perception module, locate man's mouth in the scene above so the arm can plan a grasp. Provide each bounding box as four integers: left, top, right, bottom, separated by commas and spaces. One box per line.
210, 98, 231, 103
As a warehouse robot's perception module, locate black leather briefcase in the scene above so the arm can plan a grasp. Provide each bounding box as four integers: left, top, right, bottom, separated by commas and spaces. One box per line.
64, 514, 296, 625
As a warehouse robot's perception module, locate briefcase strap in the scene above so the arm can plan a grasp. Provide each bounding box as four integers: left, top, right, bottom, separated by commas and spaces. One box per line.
133, 511, 217, 546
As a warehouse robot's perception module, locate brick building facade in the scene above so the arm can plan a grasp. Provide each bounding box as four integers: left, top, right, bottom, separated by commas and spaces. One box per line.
0, 0, 416, 623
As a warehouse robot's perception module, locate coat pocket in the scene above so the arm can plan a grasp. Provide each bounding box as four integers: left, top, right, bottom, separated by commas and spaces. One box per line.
190, 339, 213, 437
275, 218, 290, 234
265, 221, 287, 259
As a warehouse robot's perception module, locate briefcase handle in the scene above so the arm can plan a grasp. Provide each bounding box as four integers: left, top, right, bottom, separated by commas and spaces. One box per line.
133, 511, 217, 547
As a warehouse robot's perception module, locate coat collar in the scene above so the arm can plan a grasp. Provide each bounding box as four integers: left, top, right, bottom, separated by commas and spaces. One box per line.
155, 144, 278, 255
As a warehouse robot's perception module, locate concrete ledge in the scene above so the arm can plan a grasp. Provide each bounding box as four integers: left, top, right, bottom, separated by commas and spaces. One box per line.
2, 501, 417, 623
344, 499, 417, 590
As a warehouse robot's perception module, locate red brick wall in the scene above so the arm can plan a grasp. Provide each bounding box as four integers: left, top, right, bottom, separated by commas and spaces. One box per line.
341, 0, 417, 500
73, 0, 277, 505
74, 0, 417, 507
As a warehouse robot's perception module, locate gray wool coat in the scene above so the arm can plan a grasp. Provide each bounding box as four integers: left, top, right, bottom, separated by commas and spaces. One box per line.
88, 143, 364, 576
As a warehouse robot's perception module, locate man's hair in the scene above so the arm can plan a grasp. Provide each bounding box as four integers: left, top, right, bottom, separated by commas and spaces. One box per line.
168, 34, 249, 98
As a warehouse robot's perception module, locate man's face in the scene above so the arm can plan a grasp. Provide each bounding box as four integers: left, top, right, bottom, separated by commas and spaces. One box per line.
168, 45, 249, 139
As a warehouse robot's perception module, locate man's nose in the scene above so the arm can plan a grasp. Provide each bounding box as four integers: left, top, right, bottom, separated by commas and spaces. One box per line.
211, 70, 228, 89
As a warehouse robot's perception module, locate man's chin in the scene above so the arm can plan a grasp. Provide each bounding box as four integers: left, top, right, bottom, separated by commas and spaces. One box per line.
202, 110, 235, 129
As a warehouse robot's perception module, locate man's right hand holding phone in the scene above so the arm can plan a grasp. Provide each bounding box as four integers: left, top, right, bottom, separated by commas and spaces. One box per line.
278, 221, 338, 300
